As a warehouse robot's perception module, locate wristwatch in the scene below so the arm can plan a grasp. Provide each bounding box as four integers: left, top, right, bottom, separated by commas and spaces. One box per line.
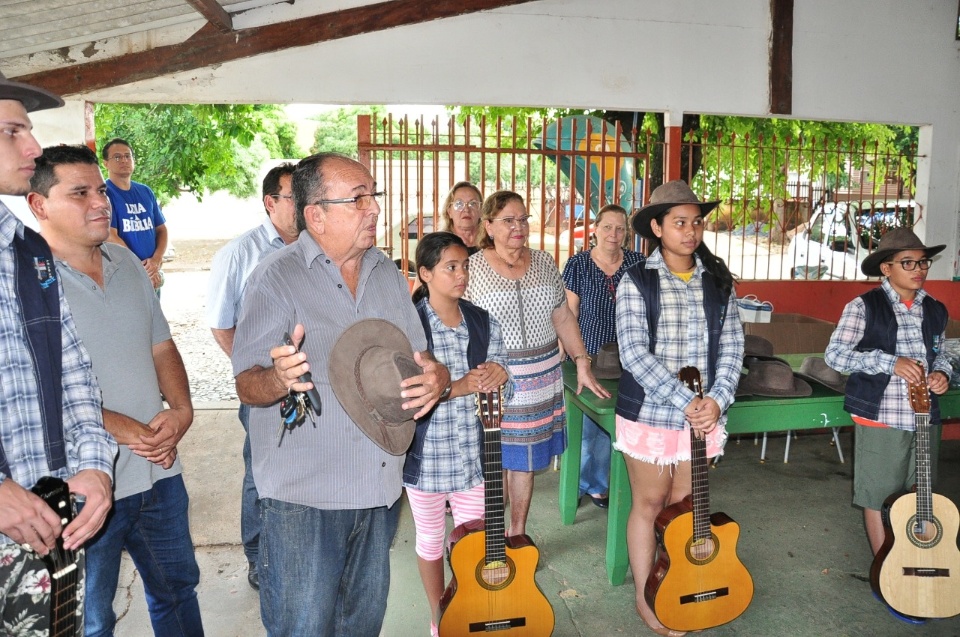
438, 382, 452, 401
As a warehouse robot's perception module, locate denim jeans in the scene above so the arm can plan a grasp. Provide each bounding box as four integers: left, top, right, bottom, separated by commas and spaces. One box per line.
238, 403, 261, 563
258, 499, 400, 637
83, 474, 203, 637
579, 413, 612, 497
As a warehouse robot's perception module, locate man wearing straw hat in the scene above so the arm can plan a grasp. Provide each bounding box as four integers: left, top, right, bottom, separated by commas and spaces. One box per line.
0, 71, 116, 634
232, 152, 450, 636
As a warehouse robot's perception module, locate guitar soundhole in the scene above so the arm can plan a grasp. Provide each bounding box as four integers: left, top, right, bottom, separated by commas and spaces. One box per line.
476, 557, 515, 590
686, 535, 719, 565
907, 515, 943, 548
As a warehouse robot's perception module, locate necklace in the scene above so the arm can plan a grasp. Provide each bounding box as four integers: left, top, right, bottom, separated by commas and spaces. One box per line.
494, 248, 526, 270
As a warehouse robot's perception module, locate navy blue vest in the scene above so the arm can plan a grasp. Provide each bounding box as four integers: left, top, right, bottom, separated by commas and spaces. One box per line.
0, 227, 66, 478
615, 263, 729, 421
844, 287, 948, 423
403, 298, 491, 485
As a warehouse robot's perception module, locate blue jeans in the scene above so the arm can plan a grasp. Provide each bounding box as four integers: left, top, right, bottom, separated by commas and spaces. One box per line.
238, 403, 260, 563
83, 474, 203, 637
579, 414, 611, 497
258, 499, 400, 637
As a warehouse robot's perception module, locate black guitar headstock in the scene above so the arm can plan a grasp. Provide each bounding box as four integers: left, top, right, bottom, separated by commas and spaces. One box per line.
678, 366, 703, 398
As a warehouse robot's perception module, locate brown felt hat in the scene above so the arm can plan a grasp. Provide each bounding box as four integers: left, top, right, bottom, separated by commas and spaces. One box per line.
742, 334, 789, 368
859, 227, 945, 277
794, 356, 848, 394
329, 319, 420, 455
0, 70, 63, 113
591, 342, 622, 379
631, 180, 721, 239
736, 359, 812, 398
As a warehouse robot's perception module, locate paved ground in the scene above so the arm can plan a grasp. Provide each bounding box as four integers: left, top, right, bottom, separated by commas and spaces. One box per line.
110, 406, 960, 637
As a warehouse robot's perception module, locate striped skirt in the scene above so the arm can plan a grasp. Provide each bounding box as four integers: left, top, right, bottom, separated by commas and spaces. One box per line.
502, 342, 567, 472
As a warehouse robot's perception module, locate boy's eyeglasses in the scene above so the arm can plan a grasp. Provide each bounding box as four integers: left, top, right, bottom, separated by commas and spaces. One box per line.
452, 200, 480, 212
887, 258, 933, 271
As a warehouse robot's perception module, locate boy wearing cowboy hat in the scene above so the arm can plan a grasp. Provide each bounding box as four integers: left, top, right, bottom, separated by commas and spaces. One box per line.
825, 228, 952, 611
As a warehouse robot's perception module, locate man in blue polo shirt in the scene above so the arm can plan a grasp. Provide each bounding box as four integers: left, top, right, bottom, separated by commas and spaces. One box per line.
102, 138, 167, 292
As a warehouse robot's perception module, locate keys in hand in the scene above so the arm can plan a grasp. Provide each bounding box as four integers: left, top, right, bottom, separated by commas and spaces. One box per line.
277, 391, 316, 446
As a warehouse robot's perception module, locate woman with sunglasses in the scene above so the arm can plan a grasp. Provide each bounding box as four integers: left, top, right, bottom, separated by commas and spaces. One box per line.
441, 182, 483, 253
561, 204, 644, 509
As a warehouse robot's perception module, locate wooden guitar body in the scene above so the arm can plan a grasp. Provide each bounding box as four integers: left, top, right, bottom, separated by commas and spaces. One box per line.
437, 389, 554, 636
871, 490, 960, 618
870, 375, 960, 619
438, 520, 554, 636
646, 495, 754, 632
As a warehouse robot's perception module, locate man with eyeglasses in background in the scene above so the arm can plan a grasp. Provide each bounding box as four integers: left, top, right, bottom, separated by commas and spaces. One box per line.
205, 162, 298, 591
232, 152, 450, 635
102, 138, 167, 294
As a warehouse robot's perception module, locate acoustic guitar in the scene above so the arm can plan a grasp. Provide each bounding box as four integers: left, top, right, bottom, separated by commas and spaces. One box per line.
31, 476, 81, 637
871, 374, 960, 618
645, 366, 754, 632
437, 389, 555, 636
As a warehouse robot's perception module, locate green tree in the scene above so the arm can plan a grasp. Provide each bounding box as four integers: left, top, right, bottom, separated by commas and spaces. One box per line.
95, 103, 302, 204
310, 106, 383, 157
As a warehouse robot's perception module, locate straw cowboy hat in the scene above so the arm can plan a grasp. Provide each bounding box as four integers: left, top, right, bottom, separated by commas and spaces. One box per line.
329, 319, 421, 455
736, 359, 812, 398
591, 342, 622, 380
794, 356, 848, 394
631, 180, 721, 239
0, 70, 63, 113
860, 227, 946, 277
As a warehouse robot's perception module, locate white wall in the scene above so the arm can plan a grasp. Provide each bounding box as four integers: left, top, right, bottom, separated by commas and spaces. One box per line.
33, 0, 960, 278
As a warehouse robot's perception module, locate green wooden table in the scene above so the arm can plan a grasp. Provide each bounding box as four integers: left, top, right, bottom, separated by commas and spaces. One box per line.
559, 360, 960, 586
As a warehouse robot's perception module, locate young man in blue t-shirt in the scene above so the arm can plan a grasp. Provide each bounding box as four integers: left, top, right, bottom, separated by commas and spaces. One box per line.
102, 138, 167, 291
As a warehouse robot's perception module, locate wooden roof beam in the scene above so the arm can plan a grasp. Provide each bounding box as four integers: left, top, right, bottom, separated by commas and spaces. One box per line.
14, 0, 537, 96
184, 0, 234, 33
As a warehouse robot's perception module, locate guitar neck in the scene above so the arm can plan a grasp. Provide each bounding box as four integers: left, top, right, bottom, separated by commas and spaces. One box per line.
915, 413, 933, 523
479, 390, 507, 565
690, 428, 711, 542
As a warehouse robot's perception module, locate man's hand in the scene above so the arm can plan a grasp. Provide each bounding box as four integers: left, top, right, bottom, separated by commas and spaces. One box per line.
270, 323, 316, 395
63, 470, 112, 551
400, 351, 451, 419
0, 479, 63, 555
129, 405, 191, 467
893, 357, 926, 385
929, 370, 951, 395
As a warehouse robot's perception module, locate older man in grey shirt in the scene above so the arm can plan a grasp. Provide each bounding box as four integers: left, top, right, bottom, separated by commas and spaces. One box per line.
232, 152, 450, 636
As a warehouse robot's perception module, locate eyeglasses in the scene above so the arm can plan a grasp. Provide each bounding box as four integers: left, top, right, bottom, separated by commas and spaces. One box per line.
270, 194, 294, 201
109, 153, 133, 162
887, 258, 933, 271
313, 191, 386, 212
452, 199, 481, 212
492, 215, 531, 227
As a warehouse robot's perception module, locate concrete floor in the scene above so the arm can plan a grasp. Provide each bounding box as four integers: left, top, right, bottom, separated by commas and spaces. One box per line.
112, 405, 960, 637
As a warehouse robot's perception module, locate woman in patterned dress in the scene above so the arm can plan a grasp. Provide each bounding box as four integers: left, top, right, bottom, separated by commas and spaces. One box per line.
562, 204, 645, 508
465, 190, 609, 537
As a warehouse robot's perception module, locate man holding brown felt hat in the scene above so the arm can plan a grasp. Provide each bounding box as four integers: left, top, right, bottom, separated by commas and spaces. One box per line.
232, 152, 450, 636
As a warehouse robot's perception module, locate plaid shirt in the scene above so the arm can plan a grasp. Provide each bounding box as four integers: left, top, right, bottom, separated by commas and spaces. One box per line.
825, 278, 951, 431
0, 203, 116, 545
615, 249, 744, 431
406, 302, 512, 493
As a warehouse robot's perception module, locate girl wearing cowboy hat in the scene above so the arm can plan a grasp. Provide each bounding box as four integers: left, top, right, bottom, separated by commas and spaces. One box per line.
615, 181, 745, 636
824, 228, 951, 621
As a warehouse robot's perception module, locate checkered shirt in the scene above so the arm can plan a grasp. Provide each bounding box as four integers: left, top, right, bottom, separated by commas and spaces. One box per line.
825, 278, 952, 431
406, 302, 513, 493
615, 249, 744, 431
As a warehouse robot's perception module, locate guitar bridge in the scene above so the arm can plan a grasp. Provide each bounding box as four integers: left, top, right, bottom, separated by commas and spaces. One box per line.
902, 567, 950, 577
679, 587, 730, 605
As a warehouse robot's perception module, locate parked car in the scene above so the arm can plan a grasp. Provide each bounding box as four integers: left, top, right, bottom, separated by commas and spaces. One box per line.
787, 202, 868, 280
853, 199, 914, 250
